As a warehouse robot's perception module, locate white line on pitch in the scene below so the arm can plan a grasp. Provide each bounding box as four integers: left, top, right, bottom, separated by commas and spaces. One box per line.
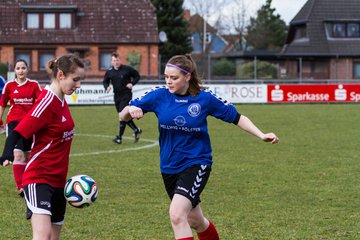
70, 134, 158, 157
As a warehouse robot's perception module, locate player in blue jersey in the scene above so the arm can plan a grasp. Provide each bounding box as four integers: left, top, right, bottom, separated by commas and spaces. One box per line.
120, 54, 279, 240
0, 75, 6, 134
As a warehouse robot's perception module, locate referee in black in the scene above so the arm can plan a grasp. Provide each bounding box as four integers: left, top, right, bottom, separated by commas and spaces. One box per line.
103, 52, 142, 144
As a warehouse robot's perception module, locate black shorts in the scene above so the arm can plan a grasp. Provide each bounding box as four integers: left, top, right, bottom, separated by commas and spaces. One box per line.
162, 164, 211, 208
24, 183, 66, 225
114, 93, 132, 113
7, 121, 32, 152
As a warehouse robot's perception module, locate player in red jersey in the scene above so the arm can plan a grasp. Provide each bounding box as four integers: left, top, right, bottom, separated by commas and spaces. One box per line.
0, 54, 85, 240
0, 59, 42, 196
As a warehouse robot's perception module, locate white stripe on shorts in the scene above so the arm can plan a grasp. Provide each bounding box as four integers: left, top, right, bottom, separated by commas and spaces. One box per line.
25, 183, 51, 216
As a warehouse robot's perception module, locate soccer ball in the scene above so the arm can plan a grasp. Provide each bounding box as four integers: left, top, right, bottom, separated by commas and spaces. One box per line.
64, 174, 98, 208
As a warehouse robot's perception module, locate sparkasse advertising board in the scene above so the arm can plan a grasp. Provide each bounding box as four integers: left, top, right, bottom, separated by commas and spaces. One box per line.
267, 84, 360, 103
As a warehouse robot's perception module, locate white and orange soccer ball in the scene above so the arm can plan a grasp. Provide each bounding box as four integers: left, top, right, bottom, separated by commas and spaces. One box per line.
64, 174, 98, 208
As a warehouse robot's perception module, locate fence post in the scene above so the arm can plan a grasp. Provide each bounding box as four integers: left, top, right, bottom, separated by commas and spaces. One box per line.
207, 54, 211, 81
254, 56, 257, 80
299, 57, 302, 83
158, 54, 162, 80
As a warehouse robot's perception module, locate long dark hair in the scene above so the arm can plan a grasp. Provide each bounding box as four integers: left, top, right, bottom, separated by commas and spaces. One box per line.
167, 54, 206, 97
47, 54, 85, 78
14, 59, 29, 68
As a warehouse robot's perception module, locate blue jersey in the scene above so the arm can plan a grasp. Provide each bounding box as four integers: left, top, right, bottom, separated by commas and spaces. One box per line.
130, 86, 240, 174
0, 75, 6, 98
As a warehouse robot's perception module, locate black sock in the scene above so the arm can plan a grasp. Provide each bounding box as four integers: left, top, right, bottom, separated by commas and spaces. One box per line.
126, 120, 138, 131
119, 121, 126, 138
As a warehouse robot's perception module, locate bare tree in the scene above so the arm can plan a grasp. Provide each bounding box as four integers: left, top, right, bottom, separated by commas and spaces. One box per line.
185, 0, 229, 53
220, 0, 248, 51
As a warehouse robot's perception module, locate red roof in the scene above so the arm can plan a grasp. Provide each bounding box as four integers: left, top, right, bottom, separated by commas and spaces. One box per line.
0, 0, 159, 44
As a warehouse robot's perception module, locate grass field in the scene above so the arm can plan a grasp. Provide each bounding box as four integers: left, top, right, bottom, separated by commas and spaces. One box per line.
1, 104, 360, 239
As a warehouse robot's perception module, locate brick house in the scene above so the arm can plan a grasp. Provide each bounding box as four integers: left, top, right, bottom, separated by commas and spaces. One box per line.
0, 0, 159, 81
281, 0, 360, 80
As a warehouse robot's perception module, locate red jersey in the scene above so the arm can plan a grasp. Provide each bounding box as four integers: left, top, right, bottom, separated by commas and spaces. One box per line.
15, 86, 75, 188
1, 78, 42, 123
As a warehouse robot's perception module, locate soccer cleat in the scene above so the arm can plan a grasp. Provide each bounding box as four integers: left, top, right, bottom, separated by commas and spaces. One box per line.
112, 136, 122, 144
134, 128, 142, 143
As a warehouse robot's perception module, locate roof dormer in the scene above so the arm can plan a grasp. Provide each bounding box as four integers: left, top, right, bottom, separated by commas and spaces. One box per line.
20, 4, 80, 30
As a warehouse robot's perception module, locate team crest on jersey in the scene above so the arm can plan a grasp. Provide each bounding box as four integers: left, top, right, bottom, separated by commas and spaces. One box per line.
174, 115, 186, 126
187, 103, 201, 117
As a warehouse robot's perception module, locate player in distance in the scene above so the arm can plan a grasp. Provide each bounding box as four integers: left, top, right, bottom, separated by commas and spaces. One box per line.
0, 59, 42, 197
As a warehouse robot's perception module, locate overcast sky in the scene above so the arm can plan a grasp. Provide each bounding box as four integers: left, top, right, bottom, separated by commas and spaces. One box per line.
183, 0, 308, 25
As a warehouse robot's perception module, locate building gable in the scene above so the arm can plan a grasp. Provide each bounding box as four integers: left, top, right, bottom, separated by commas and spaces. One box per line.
188, 13, 228, 53
282, 0, 360, 56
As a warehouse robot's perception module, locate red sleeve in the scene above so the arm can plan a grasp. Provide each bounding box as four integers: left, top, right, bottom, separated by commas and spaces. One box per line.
15, 98, 53, 139
0, 83, 10, 107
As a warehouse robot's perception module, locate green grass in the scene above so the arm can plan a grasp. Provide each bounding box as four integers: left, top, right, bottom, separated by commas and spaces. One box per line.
1, 104, 360, 239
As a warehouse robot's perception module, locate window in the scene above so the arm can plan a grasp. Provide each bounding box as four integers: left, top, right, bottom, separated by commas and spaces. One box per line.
25, 13, 74, 30
27, 13, 39, 29
205, 32, 212, 43
353, 62, 360, 78
294, 25, 307, 39
333, 23, 346, 37
301, 60, 329, 79
313, 61, 328, 74
60, 13, 72, 29
99, 50, 114, 70
39, 52, 55, 70
14, 51, 31, 68
348, 23, 360, 37
43, 13, 55, 29
22, 5, 77, 30
332, 22, 360, 38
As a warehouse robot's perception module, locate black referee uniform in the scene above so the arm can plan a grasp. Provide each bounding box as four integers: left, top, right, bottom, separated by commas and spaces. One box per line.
103, 65, 142, 144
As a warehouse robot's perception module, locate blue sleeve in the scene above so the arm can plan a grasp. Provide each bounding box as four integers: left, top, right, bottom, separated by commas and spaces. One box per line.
207, 91, 239, 123
0, 76, 6, 90
130, 86, 163, 113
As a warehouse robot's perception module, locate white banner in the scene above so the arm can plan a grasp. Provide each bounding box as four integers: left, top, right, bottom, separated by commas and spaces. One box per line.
205, 84, 267, 103
64, 85, 114, 105
65, 83, 268, 105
